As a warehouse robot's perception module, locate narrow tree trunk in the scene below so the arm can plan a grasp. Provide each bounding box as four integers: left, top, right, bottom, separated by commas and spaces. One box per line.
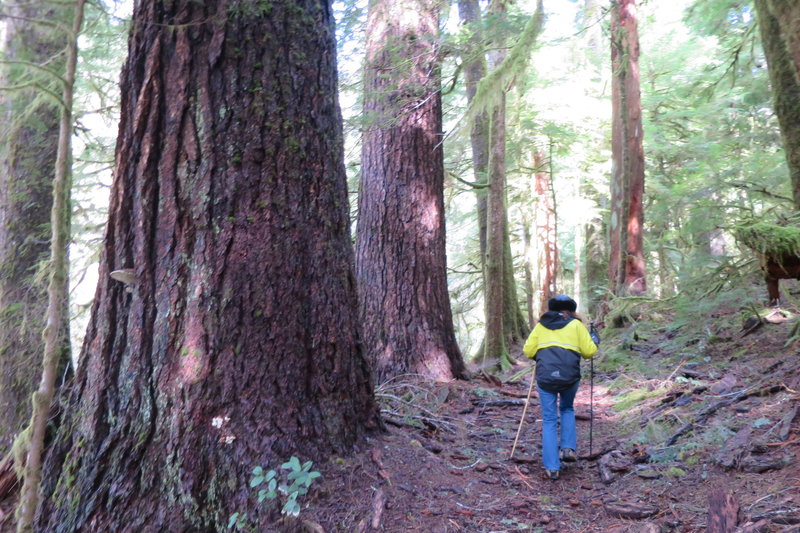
0, 0, 73, 453
608, 28, 625, 298
459, 0, 529, 352
755, 0, 800, 210
15, 1, 84, 529
765, 0, 800, 85
356, 0, 465, 383
36, 1, 379, 530
609, 0, 646, 298
523, 223, 535, 328
485, 97, 508, 367
483, 0, 512, 370
533, 149, 559, 316
502, 227, 529, 341
458, 0, 490, 269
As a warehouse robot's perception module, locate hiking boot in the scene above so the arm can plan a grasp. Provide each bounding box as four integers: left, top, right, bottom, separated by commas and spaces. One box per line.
560, 448, 577, 463
545, 469, 560, 480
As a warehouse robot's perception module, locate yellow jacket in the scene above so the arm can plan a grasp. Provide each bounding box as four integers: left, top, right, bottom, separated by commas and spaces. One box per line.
523, 312, 597, 391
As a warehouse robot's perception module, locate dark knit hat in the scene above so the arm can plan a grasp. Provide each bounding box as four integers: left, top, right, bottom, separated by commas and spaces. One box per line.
548, 294, 577, 312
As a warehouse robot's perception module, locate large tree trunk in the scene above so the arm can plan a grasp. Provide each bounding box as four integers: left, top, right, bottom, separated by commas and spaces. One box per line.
0, 0, 73, 452
36, 1, 379, 530
609, 0, 646, 298
755, 0, 800, 210
357, 0, 465, 383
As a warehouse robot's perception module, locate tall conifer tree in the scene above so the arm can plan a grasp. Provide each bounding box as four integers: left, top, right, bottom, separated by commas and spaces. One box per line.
357, 0, 465, 382
609, 0, 646, 297
36, 1, 379, 529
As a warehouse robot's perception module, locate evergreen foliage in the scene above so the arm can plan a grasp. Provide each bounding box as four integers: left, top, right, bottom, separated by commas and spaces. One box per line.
735, 217, 800, 255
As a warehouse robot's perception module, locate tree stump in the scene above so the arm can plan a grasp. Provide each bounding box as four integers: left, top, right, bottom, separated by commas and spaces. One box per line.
707, 488, 739, 533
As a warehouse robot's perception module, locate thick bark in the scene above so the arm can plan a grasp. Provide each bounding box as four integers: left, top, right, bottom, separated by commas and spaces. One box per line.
755, 0, 800, 210
357, 0, 465, 383
36, 1, 379, 530
707, 489, 740, 533
0, 0, 73, 453
609, 0, 646, 298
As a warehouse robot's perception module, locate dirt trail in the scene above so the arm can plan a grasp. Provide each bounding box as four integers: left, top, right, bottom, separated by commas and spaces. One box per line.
307, 323, 800, 533
1, 314, 796, 532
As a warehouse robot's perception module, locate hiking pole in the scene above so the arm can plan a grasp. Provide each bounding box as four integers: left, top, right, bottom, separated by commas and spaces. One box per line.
510, 365, 536, 459
590, 352, 594, 457
589, 325, 596, 457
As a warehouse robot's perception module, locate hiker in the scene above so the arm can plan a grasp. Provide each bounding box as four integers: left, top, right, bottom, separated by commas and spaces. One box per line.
523, 294, 599, 480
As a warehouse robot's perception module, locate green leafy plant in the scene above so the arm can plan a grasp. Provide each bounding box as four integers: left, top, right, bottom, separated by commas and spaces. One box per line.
227, 512, 248, 530
228, 456, 321, 529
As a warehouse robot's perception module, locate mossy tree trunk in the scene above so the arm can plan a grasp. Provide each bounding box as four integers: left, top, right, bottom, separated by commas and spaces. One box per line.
765, 0, 800, 86
482, 0, 514, 370
459, 0, 529, 355
609, 0, 646, 298
523, 223, 535, 328
458, 0, 490, 270
502, 232, 529, 341
15, 1, 84, 529
36, 1, 380, 530
581, 0, 608, 318
0, 0, 73, 453
755, 0, 800, 210
356, 0, 465, 383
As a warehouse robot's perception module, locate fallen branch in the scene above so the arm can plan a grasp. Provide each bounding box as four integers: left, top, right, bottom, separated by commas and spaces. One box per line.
765, 438, 800, 446
371, 488, 386, 530
665, 384, 788, 447
605, 502, 658, 519
471, 399, 530, 408
579, 445, 616, 462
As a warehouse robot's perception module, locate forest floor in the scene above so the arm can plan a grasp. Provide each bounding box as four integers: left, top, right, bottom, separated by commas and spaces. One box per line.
0, 301, 798, 532
303, 304, 800, 533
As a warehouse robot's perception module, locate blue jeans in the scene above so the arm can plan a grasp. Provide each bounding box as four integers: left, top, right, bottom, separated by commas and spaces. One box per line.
537, 381, 580, 471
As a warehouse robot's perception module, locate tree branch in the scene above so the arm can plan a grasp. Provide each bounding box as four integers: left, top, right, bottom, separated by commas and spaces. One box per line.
0, 60, 67, 86
0, 12, 70, 33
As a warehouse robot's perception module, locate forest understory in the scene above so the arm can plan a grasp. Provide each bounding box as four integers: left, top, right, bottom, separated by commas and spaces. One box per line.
0, 292, 798, 532
288, 296, 800, 533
